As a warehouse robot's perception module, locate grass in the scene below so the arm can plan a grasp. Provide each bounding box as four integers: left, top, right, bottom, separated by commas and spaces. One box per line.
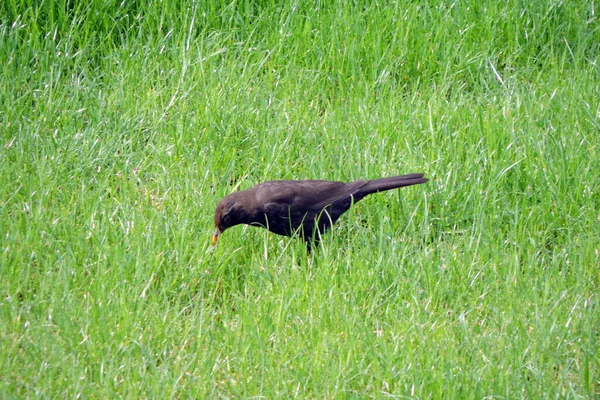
1, 0, 599, 398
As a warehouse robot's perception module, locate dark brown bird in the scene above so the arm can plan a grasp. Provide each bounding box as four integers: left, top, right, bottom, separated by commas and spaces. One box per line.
212, 173, 428, 249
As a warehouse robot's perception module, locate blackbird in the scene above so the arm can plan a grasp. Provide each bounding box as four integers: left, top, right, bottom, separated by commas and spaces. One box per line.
212, 173, 428, 249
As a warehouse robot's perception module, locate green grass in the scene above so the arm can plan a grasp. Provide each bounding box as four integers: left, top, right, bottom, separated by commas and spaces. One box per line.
1, 0, 599, 397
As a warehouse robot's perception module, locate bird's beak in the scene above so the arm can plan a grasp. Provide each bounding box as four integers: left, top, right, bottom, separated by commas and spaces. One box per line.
212, 229, 220, 246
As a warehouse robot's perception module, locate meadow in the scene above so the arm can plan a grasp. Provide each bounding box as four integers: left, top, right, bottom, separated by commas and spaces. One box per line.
1, 0, 599, 397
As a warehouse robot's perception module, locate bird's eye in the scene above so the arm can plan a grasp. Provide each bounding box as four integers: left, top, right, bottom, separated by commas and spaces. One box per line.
223, 215, 231, 225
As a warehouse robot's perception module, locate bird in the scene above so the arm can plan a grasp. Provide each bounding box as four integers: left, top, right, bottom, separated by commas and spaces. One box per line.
212, 173, 428, 250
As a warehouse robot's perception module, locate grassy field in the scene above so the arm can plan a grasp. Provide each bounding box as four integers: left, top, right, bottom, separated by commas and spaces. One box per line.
1, 0, 599, 398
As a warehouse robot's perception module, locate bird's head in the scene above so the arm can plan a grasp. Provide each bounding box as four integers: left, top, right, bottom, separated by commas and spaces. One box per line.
212, 193, 244, 246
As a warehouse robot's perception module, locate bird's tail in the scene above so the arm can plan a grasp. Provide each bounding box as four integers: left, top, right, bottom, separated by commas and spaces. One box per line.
361, 173, 428, 195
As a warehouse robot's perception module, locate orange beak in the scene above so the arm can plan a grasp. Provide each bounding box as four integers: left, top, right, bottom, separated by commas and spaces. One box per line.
212, 229, 220, 246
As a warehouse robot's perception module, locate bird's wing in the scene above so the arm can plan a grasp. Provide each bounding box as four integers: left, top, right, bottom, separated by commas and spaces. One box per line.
255, 180, 369, 211
310, 180, 369, 210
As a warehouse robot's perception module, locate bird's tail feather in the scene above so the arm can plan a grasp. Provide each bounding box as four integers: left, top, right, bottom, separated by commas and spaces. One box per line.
361, 173, 428, 195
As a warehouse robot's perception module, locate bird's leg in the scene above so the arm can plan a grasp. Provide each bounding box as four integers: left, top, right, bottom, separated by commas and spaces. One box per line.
305, 237, 320, 254
305, 240, 313, 254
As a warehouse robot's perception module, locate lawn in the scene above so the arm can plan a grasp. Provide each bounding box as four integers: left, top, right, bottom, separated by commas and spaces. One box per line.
1, 0, 599, 398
